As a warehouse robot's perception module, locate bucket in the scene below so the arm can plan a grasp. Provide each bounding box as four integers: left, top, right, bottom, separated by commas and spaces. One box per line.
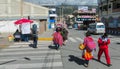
8, 35, 14, 42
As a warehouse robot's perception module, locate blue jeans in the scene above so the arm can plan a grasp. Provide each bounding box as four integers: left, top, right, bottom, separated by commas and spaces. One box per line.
23, 34, 30, 42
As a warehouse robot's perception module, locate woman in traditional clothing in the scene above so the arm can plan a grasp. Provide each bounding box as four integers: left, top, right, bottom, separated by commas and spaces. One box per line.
53, 27, 63, 50
82, 32, 96, 67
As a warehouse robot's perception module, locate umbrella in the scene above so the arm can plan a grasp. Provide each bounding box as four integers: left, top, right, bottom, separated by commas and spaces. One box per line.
14, 18, 33, 25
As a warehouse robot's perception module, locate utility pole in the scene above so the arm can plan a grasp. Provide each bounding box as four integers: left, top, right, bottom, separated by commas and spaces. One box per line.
61, 5, 63, 21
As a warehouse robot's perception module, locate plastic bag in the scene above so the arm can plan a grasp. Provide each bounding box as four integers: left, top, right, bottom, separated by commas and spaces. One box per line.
79, 43, 85, 50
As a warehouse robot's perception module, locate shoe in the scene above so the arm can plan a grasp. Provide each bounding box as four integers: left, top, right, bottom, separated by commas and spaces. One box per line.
107, 64, 112, 67
56, 47, 59, 50
98, 59, 101, 62
33, 46, 37, 48
84, 63, 88, 67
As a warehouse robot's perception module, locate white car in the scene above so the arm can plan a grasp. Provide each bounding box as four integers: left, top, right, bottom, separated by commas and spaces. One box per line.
68, 25, 73, 29
87, 22, 105, 34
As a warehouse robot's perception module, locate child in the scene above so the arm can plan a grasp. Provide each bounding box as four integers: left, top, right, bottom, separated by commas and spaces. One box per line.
97, 33, 112, 67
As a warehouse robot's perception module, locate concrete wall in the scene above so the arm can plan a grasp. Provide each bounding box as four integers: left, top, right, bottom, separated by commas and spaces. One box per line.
0, 20, 40, 33
0, 0, 49, 18
0, 0, 49, 34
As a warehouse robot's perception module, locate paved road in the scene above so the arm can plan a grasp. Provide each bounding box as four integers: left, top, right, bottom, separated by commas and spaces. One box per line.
61, 29, 120, 69
0, 29, 120, 69
0, 41, 63, 69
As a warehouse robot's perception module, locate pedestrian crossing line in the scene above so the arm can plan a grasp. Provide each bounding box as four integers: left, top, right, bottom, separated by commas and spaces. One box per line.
0, 53, 61, 58
13, 42, 52, 45
0, 50, 60, 56
2, 47, 52, 52
8, 44, 51, 48
8, 42, 52, 48
68, 37, 77, 42
75, 37, 83, 42
0, 54, 61, 62
0, 40, 63, 69
0, 62, 63, 69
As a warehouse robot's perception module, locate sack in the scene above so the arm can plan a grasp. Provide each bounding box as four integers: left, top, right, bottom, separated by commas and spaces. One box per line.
79, 43, 85, 50
86, 38, 96, 52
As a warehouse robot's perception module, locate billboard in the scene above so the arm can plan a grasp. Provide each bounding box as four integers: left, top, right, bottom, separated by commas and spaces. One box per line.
78, 6, 88, 12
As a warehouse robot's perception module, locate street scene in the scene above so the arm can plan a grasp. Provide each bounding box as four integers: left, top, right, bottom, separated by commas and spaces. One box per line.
0, 0, 120, 69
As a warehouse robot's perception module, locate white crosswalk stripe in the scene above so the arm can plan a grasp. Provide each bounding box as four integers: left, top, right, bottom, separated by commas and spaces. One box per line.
0, 41, 63, 69
68, 37, 117, 43
68, 37, 77, 42
68, 37, 83, 43
75, 37, 83, 42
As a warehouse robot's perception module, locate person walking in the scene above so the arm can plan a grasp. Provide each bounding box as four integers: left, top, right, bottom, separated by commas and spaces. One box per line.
82, 32, 96, 67
97, 33, 112, 67
61, 28, 68, 45
52, 27, 63, 50
32, 24, 38, 48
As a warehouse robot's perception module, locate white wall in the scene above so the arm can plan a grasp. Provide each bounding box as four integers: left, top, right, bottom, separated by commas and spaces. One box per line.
0, 21, 18, 33
0, 20, 40, 33
0, 0, 49, 17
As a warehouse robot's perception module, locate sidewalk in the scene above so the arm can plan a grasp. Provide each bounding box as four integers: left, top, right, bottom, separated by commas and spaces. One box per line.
38, 29, 54, 41
0, 35, 13, 49
0, 29, 53, 49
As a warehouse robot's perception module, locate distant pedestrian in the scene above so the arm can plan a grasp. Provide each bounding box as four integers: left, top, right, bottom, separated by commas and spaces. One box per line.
82, 32, 96, 67
52, 27, 63, 50
97, 33, 112, 67
32, 24, 38, 48
61, 28, 68, 45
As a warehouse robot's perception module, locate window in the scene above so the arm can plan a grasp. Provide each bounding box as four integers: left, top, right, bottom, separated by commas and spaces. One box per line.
109, 4, 111, 8
49, 10, 56, 14
117, 3, 120, 8
96, 25, 105, 28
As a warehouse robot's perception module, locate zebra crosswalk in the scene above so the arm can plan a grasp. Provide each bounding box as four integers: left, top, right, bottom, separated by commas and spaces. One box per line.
68, 37, 83, 43
0, 41, 63, 69
68, 37, 118, 43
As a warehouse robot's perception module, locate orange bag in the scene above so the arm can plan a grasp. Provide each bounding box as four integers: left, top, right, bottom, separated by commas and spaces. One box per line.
82, 50, 93, 60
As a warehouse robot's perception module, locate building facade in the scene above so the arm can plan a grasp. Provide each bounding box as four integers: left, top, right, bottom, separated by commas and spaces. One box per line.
0, 0, 49, 34
98, 0, 120, 35
73, 6, 97, 30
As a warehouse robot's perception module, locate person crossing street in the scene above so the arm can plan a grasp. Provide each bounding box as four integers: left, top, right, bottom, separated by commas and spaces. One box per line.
97, 33, 112, 67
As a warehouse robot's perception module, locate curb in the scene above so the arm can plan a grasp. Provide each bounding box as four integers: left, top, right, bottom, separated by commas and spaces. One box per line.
38, 37, 53, 41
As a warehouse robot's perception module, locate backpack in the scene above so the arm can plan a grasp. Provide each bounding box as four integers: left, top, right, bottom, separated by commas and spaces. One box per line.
86, 37, 96, 52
